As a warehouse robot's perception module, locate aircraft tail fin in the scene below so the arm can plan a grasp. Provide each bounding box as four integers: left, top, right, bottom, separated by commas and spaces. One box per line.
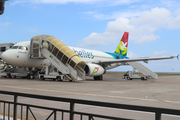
114, 32, 129, 57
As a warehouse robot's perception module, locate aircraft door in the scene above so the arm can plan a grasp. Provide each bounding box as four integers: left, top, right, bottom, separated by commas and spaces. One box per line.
30, 35, 51, 59
30, 37, 43, 58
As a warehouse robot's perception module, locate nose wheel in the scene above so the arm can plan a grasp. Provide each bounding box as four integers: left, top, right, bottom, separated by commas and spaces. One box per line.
27, 74, 35, 79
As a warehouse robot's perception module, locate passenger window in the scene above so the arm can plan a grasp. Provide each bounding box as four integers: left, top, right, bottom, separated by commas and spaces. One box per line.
11, 46, 19, 49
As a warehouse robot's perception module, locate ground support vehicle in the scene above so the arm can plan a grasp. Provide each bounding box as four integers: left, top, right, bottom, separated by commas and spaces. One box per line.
38, 66, 65, 81
123, 70, 149, 80
0, 65, 28, 78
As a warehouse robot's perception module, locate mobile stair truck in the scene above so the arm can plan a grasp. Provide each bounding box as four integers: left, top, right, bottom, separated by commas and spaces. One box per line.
38, 65, 65, 81
123, 62, 158, 80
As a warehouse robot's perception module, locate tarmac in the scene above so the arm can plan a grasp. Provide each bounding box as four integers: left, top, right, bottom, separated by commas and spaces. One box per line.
0, 73, 180, 120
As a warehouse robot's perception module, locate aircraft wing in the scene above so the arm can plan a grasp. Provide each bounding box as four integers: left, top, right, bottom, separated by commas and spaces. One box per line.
95, 56, 176, 64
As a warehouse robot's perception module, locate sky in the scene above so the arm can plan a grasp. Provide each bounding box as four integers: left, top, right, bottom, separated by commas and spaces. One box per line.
0, 0, 180, 72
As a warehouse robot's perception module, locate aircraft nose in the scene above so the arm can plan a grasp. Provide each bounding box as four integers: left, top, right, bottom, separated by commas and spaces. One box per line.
1, 51, 10, 62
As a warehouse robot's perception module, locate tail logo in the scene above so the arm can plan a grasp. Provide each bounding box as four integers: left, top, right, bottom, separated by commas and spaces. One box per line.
115, 41, 128, 56
114, 32, 129, 57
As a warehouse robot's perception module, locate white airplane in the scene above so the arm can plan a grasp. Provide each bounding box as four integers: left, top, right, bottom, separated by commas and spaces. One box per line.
1, 32, 176, 80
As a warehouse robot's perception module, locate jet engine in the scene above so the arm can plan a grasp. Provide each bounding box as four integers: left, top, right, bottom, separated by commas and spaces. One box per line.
0, 0, 7, 15
84, 63, 106, 76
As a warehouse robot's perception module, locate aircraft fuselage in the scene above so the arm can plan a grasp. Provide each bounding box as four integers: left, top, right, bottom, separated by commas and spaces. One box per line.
1, 41, 120, 69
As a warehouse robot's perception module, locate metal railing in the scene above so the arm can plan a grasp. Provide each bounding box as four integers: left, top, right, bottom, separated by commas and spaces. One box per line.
0, 90, 180, 120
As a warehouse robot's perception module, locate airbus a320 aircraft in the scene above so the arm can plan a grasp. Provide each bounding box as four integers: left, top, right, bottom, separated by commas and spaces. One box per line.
1, 32, 176, 80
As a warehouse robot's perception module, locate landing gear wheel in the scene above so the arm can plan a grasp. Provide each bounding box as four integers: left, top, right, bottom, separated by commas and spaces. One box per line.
30, 75, 35, 79
13, 75, 16, 78
94, 75, 103, 80
40, 76, 45, 80
27, 74, 30, 79
69, 80, 73, 82
57, 77, 62, 81
7, 73, 12, 78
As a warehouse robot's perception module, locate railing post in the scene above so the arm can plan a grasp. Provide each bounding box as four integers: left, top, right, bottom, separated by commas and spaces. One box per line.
62, 112, 64, 120
155, 112, 161, 120
54, 110, 57, 120
70, 102, 74, 120
8, 103, 10, 120
88, 115, 92, 120
13, 95, 18, 120
3, 103, 5, 120
26, 106, 29, 120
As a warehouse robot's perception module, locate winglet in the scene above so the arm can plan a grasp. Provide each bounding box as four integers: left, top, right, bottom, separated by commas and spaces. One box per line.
177, 54, 179, 60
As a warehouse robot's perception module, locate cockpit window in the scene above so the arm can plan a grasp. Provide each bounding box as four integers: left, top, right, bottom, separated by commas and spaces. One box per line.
11, 46, 28, 50
19, 46, 28, 50
11, 46, 19, 49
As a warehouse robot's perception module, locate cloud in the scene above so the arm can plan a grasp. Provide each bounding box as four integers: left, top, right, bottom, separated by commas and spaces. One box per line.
11, 0, 141, 5
10, 0, 27, 5
162, 0, 180, 7
84, 11, 141, 20
151, 51, 169, 57
81, 7, 180, 46
130, 8, 171, 27
168, 16, 180, 29
31, 0, 104, 4
28, 29, 38, 33
0, 22, 12, 27
127, 51, 140, 58
107, 0, 141, 6
0, 22, 12, 31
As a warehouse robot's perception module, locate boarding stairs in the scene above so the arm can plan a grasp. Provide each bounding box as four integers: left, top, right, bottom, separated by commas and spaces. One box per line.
30, 35, 86, 81
127, 62, 158, 79
41, 48, 85, 81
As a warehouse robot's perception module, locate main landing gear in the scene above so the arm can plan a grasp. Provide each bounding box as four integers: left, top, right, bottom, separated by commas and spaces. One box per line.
94, 75, 103, 80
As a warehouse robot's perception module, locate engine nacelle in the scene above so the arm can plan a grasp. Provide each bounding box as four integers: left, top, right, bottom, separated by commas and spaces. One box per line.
84, 63, 106, 76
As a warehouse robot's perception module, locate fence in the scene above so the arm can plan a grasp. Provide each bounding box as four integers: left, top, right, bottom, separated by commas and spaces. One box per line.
0, 90, 180, 120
